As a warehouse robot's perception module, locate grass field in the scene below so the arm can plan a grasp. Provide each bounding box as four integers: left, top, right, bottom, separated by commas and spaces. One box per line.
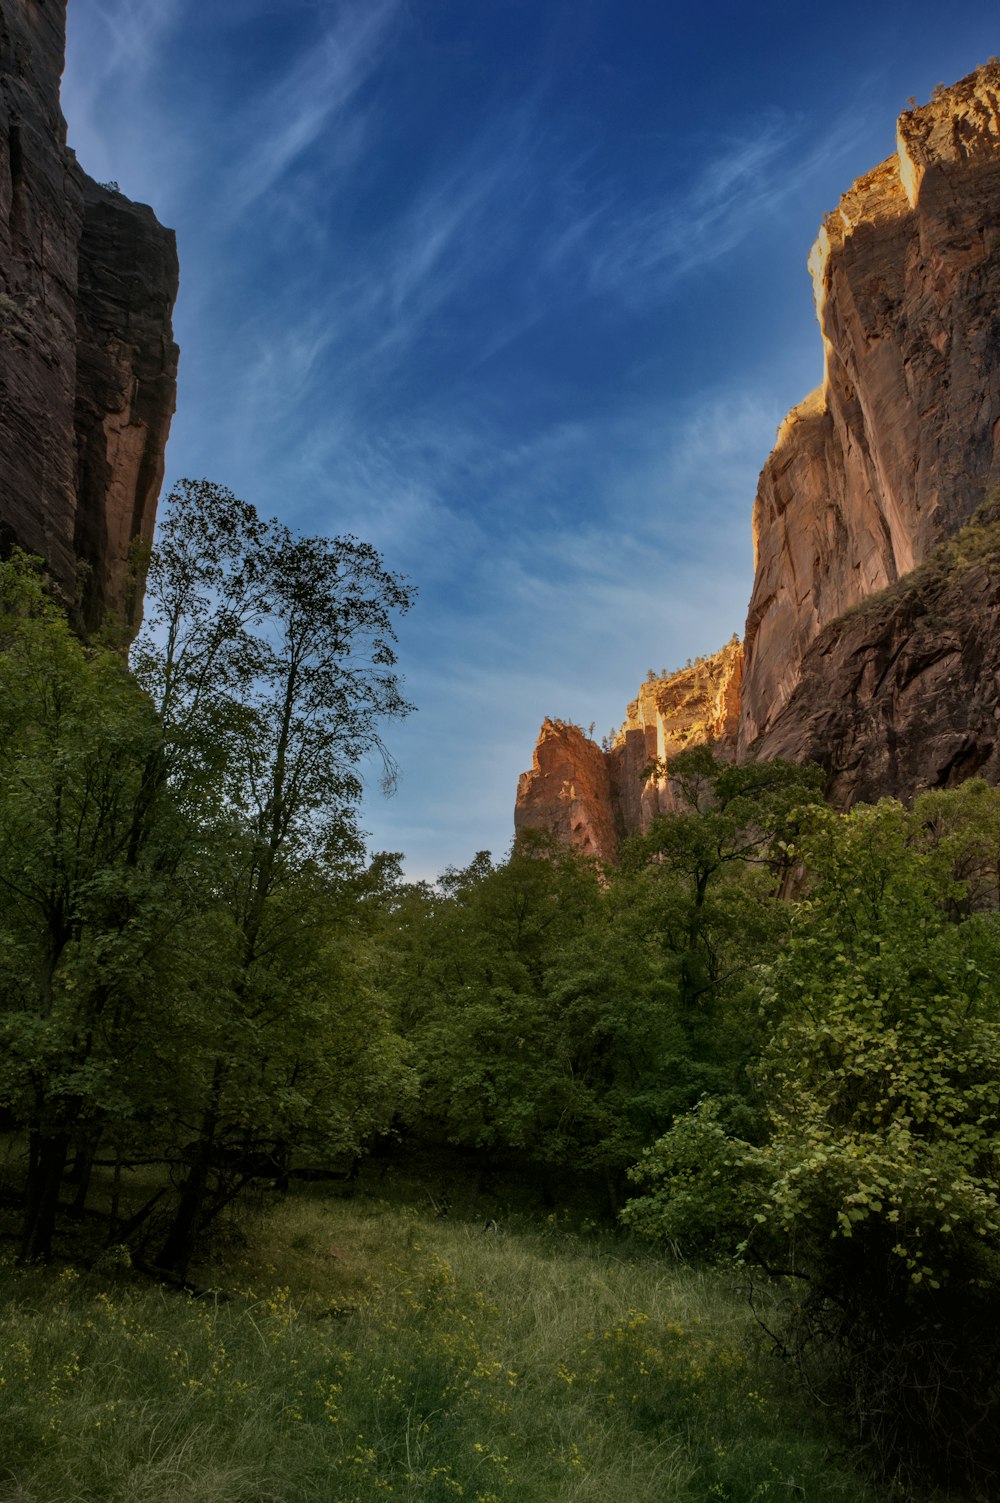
0, 1191, 879, 1503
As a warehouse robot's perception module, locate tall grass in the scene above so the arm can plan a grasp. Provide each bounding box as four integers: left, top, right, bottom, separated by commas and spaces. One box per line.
0, 1194, 878, 1502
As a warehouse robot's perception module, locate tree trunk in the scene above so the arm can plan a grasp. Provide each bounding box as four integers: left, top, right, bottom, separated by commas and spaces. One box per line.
19, 1131, 70, 1262
155, 1138, 214, 1277
68, 1136, 98, 1216
155, 1059, 225, 1276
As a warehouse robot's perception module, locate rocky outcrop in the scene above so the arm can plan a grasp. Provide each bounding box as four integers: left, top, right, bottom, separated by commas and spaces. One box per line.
0, 0, 178, 633
607, 638, 743, 839
515, 640, 743, 861
515, 720, 619, 862
750, 504, 1000, 804
741, 63, 1000, 753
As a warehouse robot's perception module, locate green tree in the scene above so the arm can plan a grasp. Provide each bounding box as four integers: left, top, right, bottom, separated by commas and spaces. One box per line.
131, 480, 416, 1275
388, 757, 817, 1212
389, 837, 605, 1179
745, 798, 1000, 1487
629, 794, 1000, 1490
916, 775, 1000, 914
0, 555, 198, 1261
623, 747, 823, 1015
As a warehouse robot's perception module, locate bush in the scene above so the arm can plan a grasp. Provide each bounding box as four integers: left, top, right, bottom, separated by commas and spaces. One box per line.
623, 793, 1000, 1493
745, 800, 1000, 1493
622, 1098, 764, 1260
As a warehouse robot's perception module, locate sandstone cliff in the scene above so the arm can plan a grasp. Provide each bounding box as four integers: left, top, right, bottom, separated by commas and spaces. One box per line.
515, 720, 619, 862
517, 64, 1000, 849
0, 0, 178, 633
741, 63, 1000, 754
515, 639, 743, 861
751, 499, 1000, 803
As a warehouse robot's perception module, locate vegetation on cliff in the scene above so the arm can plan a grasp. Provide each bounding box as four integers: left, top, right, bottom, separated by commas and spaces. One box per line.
833, 492, 1000, 629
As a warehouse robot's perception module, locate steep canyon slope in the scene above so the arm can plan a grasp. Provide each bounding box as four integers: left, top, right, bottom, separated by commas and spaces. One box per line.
0, 0, 178, 632
742, 62, 1000, 758
516, 63, 1000, 854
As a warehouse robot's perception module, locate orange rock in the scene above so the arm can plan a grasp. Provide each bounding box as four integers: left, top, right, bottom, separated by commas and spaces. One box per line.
515, 641, 743, 860
740, 63, 1000, 754
518, 65, 1000, 846
515, 718, 619, 863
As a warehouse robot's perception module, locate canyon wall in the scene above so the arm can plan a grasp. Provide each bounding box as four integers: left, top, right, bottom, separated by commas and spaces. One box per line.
741, 62, 1000, 754
0, 0, 178, 633
750, 508, 1000, 804
517, 63, 1000, 852
515, 640, 742, 861
514, 720, 619, 862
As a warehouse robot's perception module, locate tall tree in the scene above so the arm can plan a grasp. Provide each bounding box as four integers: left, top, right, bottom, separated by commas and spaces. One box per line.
0, 555, 197, 1261
130, 480, 416, 1274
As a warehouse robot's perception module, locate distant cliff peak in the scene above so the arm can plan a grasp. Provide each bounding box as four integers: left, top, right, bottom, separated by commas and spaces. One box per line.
515, 639, 743, 862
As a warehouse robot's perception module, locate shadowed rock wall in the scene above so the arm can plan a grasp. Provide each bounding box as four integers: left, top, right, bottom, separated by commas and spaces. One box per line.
0, 0, 178, 632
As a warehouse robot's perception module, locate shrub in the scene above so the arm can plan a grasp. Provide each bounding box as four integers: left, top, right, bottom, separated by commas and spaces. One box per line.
745, 800, 1000, 1493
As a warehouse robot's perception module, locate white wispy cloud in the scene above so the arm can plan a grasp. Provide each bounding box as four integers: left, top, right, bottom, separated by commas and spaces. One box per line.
548, 109, 867, 302
68, 0, 186, 82
59, 1, 957, 888
222, 0, 403, 220
210, 95, 856, 486
63, 0, 187, 184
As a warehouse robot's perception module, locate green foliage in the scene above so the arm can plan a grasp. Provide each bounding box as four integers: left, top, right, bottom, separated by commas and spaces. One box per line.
390, 752, 820, 1206
390, 831, 702, 1194
625, 789, 1000, 1492
840, 487, 1000, 629
623, 1098, 764, 1258
0, 553, 201, 1260
0, 479, 417, 1272
750, 799, 1000, 1288
133, 477, 415, 858
388, 836, 621, 1174
129, 479, 416, 1273
743, 799, 1000, 1488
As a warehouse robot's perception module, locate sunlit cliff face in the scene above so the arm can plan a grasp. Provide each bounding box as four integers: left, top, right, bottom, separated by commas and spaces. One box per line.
518, 63, 1000, 841
741, 60, 1000, 761
515, 641, 743, 862
895, 125, 924, 209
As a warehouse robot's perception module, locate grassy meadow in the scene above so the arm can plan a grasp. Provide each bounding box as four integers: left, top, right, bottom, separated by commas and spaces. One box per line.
0, 1190, 879, 1503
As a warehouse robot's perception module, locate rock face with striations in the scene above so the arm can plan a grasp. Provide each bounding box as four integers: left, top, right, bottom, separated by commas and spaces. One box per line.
0, 0, 178, 633
515, 719, 619, 863
751, 504, 1000, 804
515, 639, 743, 862
741, 63, 1000, 759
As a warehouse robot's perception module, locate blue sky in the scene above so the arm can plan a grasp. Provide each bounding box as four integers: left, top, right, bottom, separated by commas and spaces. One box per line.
62, 1, 1000, 878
